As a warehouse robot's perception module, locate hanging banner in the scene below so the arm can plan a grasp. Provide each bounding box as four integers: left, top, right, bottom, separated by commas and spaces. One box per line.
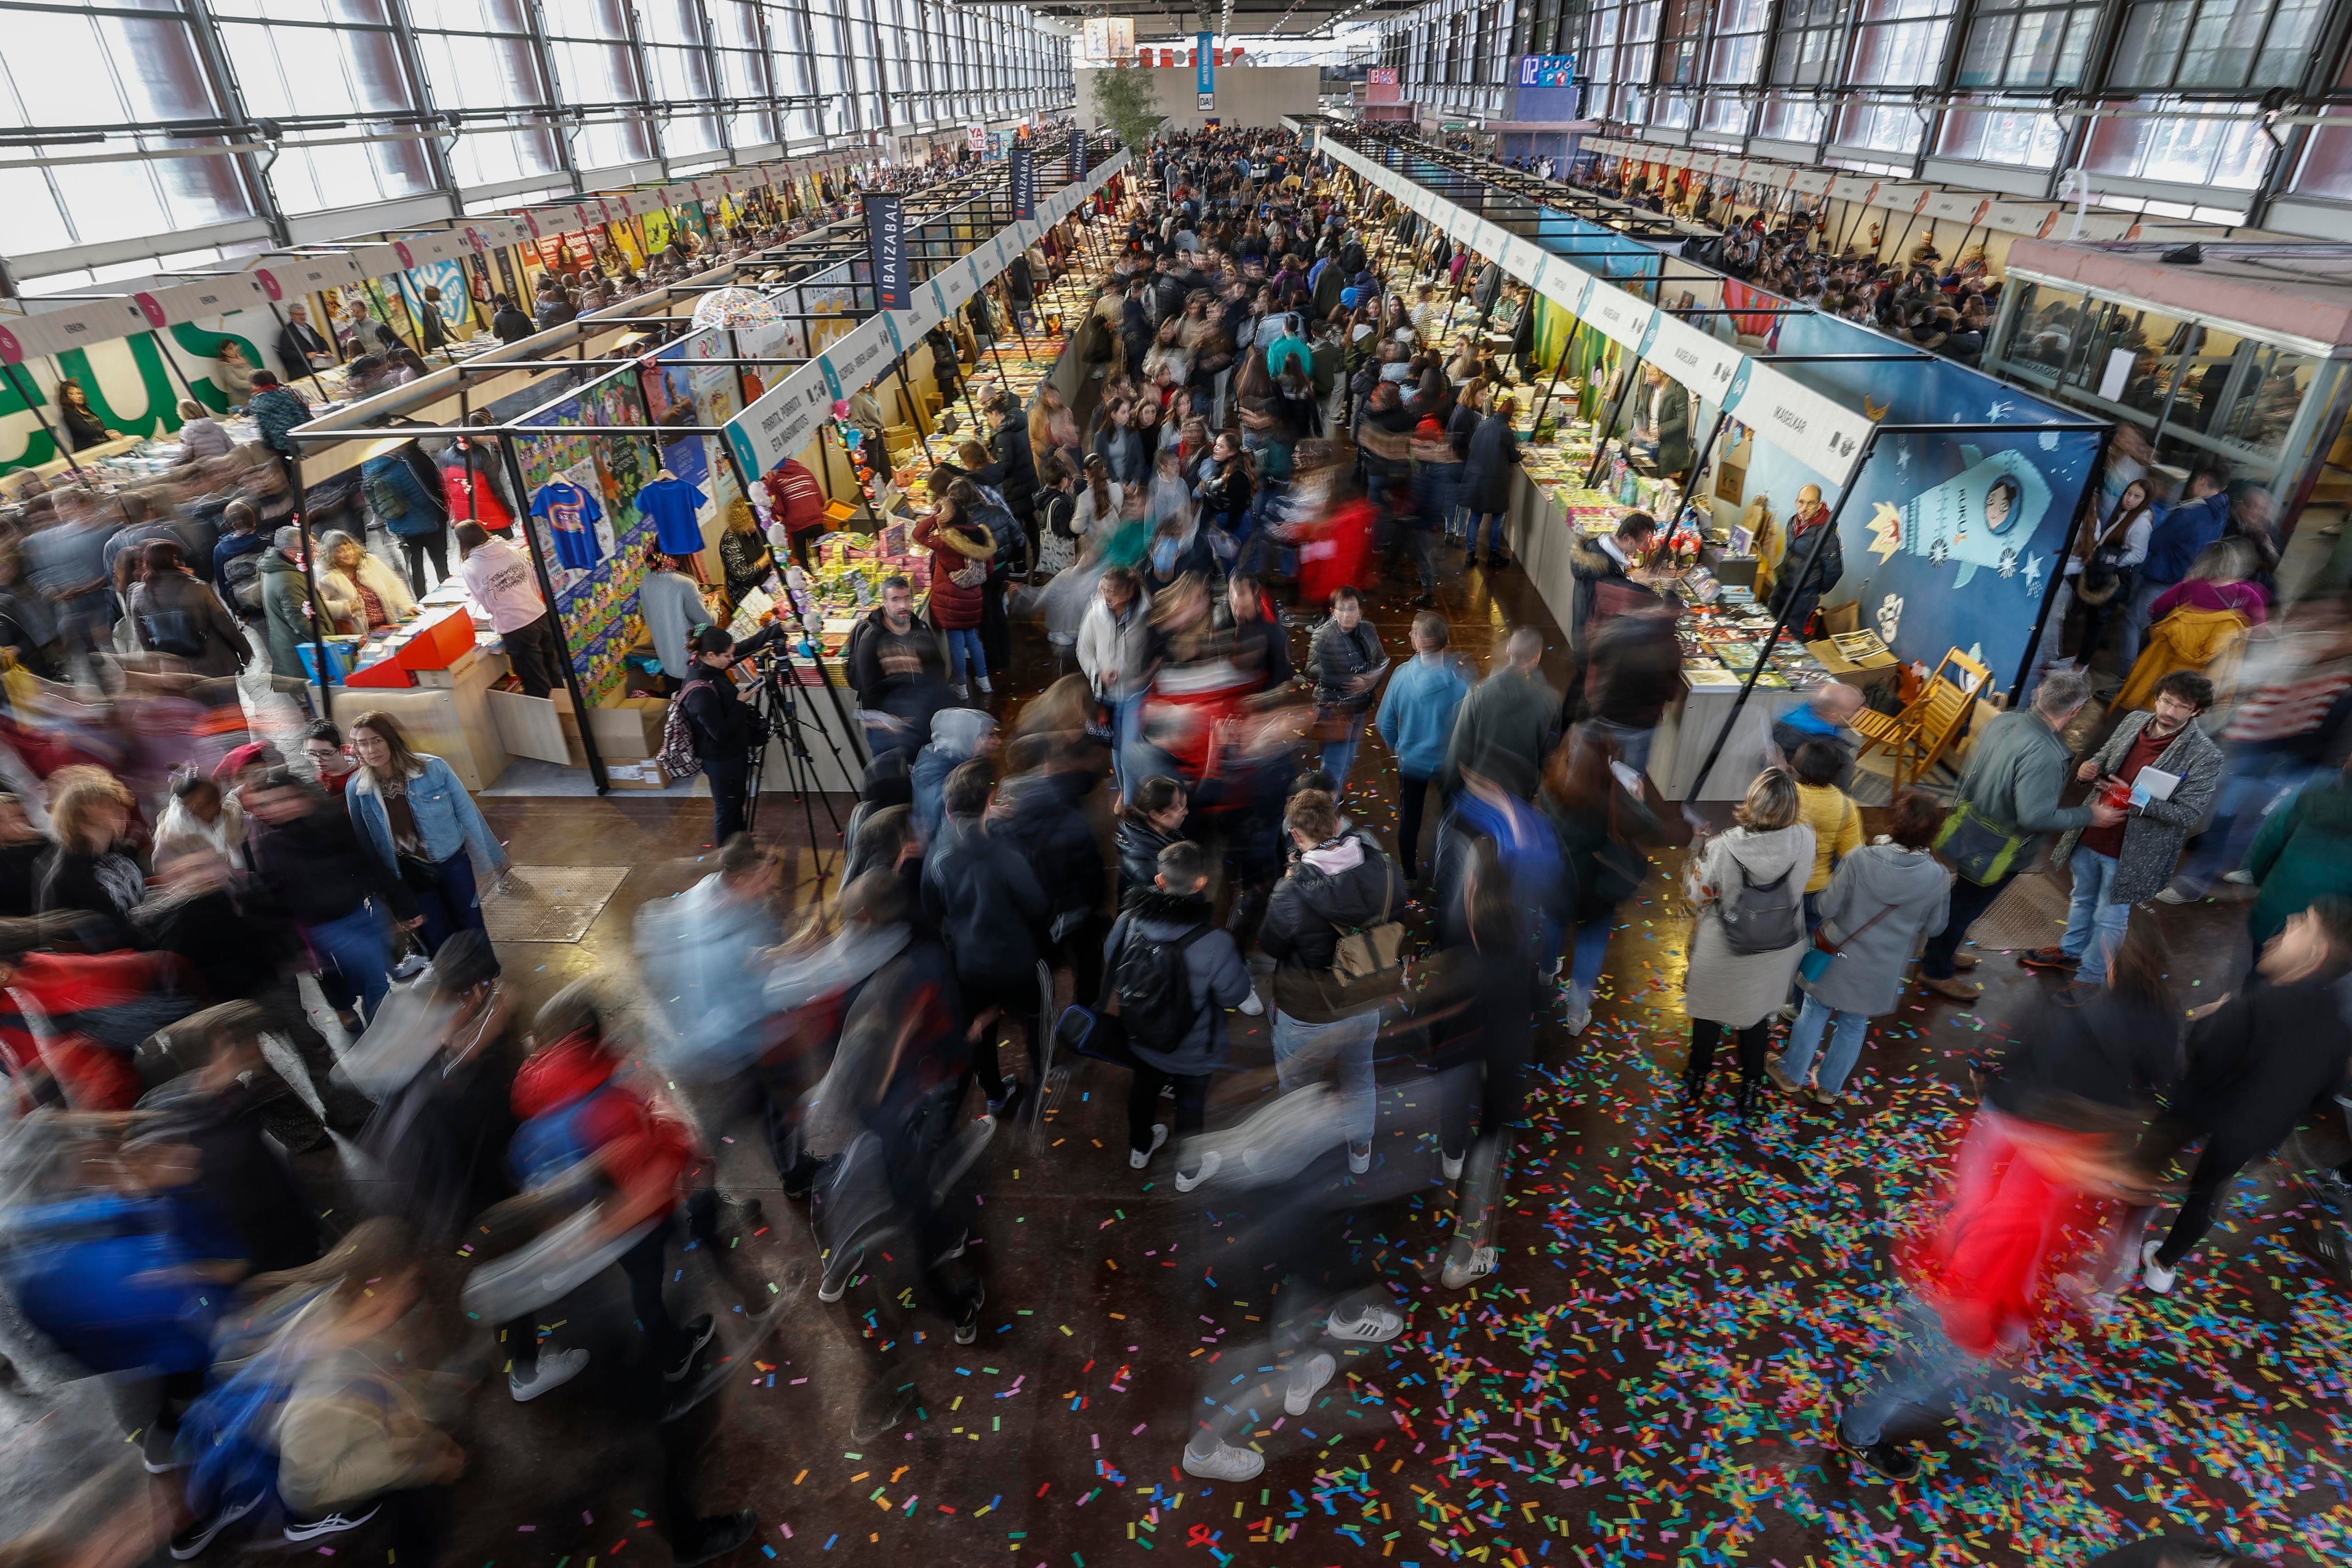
865, 192, 909, 310
1010, 146, 1036, 221
1070, 129, 1089, 187
1197, 30, 1214, 111
1721, 361, 1875, 486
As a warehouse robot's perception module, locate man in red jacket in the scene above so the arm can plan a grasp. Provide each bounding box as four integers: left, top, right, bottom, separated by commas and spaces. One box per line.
502, 982, 741, 1406
1834, 1105, 2131, 1480
762, 457, 829, 567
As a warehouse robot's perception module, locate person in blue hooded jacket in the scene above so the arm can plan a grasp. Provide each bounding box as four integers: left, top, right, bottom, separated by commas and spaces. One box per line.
2122, 467, 2231, 671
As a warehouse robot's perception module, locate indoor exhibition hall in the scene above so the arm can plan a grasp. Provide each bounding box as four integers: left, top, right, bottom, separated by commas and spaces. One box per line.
0, 0, 2349, 1565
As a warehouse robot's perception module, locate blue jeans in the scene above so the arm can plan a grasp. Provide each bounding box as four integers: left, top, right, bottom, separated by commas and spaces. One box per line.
305, 902, 392, 1022
1581, 717, 1654, 775
1839, 1295, 2011, 1453
2059, 843, 2130, 985
1468, 510, 1506, 558
1109, 690, 1146, 796
1569, 914, 1613, 997
1272, 1007, 1379, 1156
943, 626, 986, 687
2176, 744, 2318, 895
1779, 993, 1870, 1095
1318, 710, 1367, 795
412, 851, 492, 970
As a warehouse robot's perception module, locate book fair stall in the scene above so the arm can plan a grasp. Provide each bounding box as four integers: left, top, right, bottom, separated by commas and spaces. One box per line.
275, 134, 1129, 796
1318, 126, 2113, 801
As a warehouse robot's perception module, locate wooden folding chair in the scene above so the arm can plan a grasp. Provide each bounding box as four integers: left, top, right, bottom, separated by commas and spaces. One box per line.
1851, 647, 1993, 791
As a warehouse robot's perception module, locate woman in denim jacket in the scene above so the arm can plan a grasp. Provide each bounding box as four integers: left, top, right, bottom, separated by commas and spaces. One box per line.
343, 709, 508, 963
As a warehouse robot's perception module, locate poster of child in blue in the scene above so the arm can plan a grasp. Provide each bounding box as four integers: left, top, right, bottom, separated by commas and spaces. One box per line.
1824, 427, 2103, 693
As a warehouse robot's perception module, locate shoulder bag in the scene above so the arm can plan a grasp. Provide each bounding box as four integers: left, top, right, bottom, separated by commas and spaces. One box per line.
1796, 900, 1898, 986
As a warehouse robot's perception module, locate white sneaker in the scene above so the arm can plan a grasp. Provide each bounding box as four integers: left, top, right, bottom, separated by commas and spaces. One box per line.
2140, 1239, 2177, 1296
2223, 869, 2255, 885
1130, 1123, 1168, 1169
1325, 1302, 1405, 1343
1174, 1148, 1222, 1192
1283, 1352, 1335, 1415
509, 1346, 588, 1401
2153, 886, 2192, 905
1182, 1441, 1265, 1482
952, 683, 969, 700
1347, 1145, 1371, 1176
1237, 991, 1265, 1016
975, 673, 993, 693
1440, 1245, 1498, 1290
1561, 987, 1592, 1036
1440, 1151, 1463, 1181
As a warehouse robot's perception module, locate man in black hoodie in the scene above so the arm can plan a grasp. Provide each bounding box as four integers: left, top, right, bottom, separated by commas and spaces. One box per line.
990, 735, 1108, 1002
921, 760, 1048, 1118
243, 767, 416, 1023
1258, 789, 1407, 1175
987, 395, 1040, 539
2138, 896, 2352, 1295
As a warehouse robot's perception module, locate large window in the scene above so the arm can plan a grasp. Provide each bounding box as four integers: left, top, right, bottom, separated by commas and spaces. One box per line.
408, 0, 565, 193
1830, 0, 1958, 156
209, 0, 437, 213
2107, 0, 2327, 90
1953, 0, 2100, 88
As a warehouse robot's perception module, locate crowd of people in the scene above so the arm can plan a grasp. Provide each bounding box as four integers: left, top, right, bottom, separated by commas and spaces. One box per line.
0, 123, 2329, 1568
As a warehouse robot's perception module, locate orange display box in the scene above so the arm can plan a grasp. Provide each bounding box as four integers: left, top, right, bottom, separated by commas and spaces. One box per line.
394, 607, 479, 672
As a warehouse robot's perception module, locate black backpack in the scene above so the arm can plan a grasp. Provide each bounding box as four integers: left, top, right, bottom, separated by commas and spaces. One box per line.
219, 550, 265, 616
1716, 852, 1804, 956
1110, 923, 1211, 1055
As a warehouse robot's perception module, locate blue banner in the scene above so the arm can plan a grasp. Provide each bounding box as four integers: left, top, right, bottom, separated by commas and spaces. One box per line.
1197, 32, 1214, 101
1009, 146, 1035, 221
864, 191, 908, 310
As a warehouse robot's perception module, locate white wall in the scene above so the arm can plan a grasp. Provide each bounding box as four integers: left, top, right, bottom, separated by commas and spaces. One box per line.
1075, 67, 1323, 134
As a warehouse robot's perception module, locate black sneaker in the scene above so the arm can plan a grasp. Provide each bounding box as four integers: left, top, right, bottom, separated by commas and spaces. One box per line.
674, 1509, 758, 1568
1834, 1423, 1919, 1481
283, 1504, 381, 1543
170, 1492, 266, 1559
662, 1314, 719, 1382
850, 1379, 918, 1443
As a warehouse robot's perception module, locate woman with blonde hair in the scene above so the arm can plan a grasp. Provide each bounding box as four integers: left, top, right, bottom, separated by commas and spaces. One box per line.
317, 531, 417, 634
2114, 536, 2265, 711
1680, 768, 1814, 1117
37, 768, 142, 939
342, 710, 507, 961
716, 497, 775, 606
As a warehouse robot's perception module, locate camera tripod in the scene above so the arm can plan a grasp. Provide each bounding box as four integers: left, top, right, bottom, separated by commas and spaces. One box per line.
739, 642, 855, 891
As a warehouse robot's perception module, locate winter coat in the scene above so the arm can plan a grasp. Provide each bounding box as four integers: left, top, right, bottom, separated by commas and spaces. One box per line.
1946, 708, 2095, 838
276, 1341, 464, 1515
1461, 412, 1521, 518
1796, 842, 1950, 1016
2246, 773, 2352, 949
1115, 813, 1185, 898
1567, 534, 1642, 640
991, 419, 1040, 521
1771, 514, 1844, 616
911, 708, 997, 847
2142, 492, 2231, 586
922, 813, 1049, 990
1582, 610, 1680, 731
1077, 590, 1152, 699
511, 1030, 692, 1213
915, 514, 992, 630
1441, 666, 1560, 795
990, 768, 1105, 923
2050, 710, 2224, 906
322, 548, 419, 631
1101, 887, 1253, 1075
127, 573, 247, 678
1647, 379, 1691, 476
1259, 830, 1407, 1023
362, 448, 448, 540
1684, 824, 1815, 1026
247, 801, 416, 928
247, 387, 312, 458
1307, 617, 1384, 710
346, 755, 506, 876
2167, 972, 2352, 1157
258, 551, 326, 681
845, 606, 946, 716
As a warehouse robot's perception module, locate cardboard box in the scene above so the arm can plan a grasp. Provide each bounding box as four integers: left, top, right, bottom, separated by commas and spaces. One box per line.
603, 758, 674, 790
587, 696, 667, 760
395, 607, 478, 671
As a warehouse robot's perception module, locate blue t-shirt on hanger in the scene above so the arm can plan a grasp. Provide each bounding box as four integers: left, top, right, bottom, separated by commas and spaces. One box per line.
529, 479, 606, 571
635, 475, 707, 557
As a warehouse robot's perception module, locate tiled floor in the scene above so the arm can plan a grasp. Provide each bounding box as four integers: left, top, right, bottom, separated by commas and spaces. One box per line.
2, 534, 2342, 1568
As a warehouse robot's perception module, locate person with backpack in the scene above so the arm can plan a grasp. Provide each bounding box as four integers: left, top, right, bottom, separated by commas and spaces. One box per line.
1258, 788, 1408, 1174
1105, 838, 1253, 1186
667, 624, 784, 847
1681, 769, 1815, 1118
127, 539, 246, 677
361, 437, 452, 596
1769, 789, 1953, 1107
992, 732, 1109, 1002
211, 499, 270, 622
921, 759, 1049, 1119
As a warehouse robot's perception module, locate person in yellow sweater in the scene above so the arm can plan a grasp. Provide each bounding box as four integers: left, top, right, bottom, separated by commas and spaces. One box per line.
1793, 737, 1865, 924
